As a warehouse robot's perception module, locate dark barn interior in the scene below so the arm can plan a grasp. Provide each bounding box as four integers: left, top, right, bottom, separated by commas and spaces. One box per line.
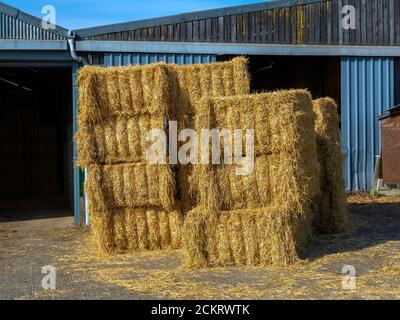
0, 67, 73, 214
219, 55, 341, 113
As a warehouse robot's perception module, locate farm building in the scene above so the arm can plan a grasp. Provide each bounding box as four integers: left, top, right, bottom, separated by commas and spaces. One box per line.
0, 0, 399, 225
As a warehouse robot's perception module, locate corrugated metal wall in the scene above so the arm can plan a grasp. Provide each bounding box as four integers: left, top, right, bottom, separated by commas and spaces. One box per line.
341, 57, 395, 192
103, 52, 216, 66
0, 12, 64, 39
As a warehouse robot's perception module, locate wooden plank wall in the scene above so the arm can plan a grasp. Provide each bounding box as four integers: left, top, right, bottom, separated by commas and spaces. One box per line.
85, 0, 400, 46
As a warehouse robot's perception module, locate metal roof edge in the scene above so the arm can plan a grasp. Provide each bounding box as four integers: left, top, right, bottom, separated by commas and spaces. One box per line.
75, 40, 400, 57
0, 2, 69, 38
0, 39, 68, 50
73, 0, 325, 38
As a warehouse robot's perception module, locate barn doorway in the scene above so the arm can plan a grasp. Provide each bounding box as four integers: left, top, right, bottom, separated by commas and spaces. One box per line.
0, 66, 73, 219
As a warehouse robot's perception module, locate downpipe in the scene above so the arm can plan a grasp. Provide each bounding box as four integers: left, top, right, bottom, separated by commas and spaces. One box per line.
68, 31, 86, 65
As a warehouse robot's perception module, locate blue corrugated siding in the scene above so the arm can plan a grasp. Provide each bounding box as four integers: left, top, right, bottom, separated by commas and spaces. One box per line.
103, 52, 216, 66
0, 12, 64, 39
341, 57, 394, 192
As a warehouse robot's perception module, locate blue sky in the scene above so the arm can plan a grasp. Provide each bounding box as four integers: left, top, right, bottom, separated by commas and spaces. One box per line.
4, 0, 267, 30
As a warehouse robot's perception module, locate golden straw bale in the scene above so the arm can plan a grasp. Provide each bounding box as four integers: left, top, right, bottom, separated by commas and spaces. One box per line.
76, 114, 165, 166
190, 90, 320, 212
77, 63, 172, 124
85, 163, 175, 211
182, 206, 311, 268
312, 98, 347, 234
170, 57, 250, 124
193, 89, 317, 156
90, 206, 183, 254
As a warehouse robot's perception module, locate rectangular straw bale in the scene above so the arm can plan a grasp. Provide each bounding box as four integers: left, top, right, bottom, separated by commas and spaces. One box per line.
170, 57, 250, 125
90, 206, 183, 254
85, 163, 175, 211
194, 89, 317, 156
76, 114, 165, 166
312, 98, 347, 234
77, 63, 172, 124
182, 205, 312, 268
190, 90, 320, 212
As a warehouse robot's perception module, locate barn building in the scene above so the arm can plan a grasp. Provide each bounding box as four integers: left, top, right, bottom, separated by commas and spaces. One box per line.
0, 0, 399, 225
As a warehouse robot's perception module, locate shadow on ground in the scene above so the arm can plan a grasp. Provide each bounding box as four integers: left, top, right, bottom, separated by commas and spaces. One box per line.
306, 198, 400, 262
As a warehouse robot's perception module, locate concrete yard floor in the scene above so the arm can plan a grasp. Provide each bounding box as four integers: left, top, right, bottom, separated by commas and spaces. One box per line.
0, 194, 399, 300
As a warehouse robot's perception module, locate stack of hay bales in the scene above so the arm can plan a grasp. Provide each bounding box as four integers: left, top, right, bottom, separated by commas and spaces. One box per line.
182, 90, 321, 268
76, 57, 250, 254
312, 98, 347, 234
76, 63, 183, 253
76, 56, 347, 264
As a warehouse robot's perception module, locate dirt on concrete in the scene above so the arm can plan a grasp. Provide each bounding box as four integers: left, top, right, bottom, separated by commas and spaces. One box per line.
0, 194, 399, 300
